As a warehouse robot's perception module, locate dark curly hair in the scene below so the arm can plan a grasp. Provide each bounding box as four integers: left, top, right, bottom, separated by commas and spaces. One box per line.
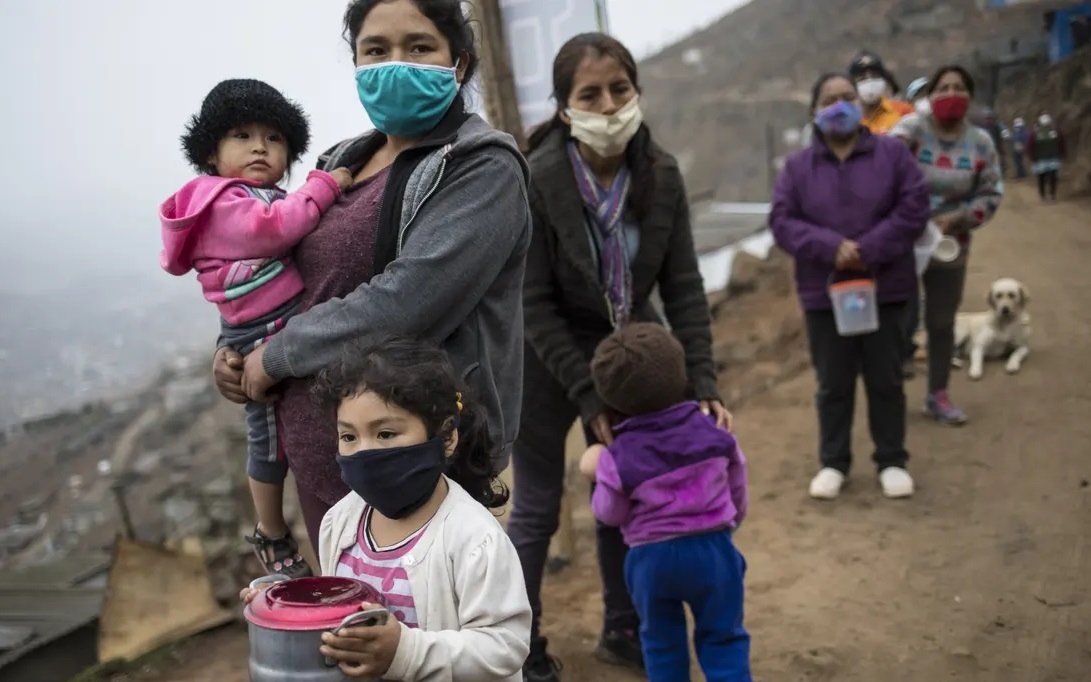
181, 79, 310, 175
526, 32, 656, 223
342, 0, 478, 112
313, 335, 508, 510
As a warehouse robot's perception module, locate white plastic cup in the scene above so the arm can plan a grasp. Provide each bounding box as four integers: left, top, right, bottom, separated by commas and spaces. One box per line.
932, 236, 961, 263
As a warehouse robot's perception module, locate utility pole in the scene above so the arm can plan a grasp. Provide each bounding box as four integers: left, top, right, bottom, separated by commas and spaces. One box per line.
471, 0, 526, 148
473, 0, 592, 572
111, 479, 136, 540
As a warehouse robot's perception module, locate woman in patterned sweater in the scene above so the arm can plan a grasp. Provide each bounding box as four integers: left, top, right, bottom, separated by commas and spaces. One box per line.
891, 65, 1003, 426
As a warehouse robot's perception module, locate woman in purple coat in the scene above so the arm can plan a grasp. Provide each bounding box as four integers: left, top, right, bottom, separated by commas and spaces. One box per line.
770, 73, 930, 501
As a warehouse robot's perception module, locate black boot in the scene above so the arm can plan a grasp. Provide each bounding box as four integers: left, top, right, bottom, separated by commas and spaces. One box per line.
593, 629, 645, 670
523, 636, 562, 682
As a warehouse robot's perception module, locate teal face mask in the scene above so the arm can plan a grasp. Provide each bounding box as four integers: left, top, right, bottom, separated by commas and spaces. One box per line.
355, 61, 459, 137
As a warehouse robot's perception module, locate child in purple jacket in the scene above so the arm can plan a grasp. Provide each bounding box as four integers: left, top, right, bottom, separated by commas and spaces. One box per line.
579, 323, 750, 681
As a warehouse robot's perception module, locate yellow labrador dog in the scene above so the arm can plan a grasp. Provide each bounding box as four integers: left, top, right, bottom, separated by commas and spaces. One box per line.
953, 277, 1031, 380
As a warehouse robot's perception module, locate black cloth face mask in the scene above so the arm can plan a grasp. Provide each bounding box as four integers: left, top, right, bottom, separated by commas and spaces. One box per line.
336, 437, 447, 519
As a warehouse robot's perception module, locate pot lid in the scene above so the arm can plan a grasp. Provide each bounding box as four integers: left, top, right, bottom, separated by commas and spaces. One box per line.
245, 576, 382, 631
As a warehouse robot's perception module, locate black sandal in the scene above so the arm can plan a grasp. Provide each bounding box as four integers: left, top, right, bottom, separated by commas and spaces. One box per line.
245, 525, 313, 578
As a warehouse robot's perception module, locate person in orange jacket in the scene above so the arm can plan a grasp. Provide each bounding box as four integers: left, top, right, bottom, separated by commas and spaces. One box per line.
849, 51, 914, 134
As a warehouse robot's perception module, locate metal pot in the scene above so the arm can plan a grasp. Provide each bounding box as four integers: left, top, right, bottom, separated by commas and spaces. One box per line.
244, 574, 388, 682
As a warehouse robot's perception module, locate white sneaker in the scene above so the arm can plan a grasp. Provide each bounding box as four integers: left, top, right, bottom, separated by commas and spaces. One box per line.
809, 468, 845, 500
879, 467, 914, 498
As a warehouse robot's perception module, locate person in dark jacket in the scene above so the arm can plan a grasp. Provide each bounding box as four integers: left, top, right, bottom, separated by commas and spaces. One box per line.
508, 32, 730, 681
770, 73, 930, 501
1010, 117, 1030, 179
1028, 111, 1066, 201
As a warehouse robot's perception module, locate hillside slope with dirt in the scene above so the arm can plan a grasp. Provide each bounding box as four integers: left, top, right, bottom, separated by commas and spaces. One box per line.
638, 0, 1044, 200
996, 45, 1091, 195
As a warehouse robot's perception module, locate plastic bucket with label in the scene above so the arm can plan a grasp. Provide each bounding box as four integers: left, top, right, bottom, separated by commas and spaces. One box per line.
828, 278, 879, 336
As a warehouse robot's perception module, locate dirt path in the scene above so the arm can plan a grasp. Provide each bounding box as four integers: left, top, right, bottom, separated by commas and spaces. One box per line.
529, 186, 1091, 681
122, 185, 1090, 681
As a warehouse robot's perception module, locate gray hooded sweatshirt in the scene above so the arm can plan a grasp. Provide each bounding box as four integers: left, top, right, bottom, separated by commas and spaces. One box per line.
261, 113, 531, 464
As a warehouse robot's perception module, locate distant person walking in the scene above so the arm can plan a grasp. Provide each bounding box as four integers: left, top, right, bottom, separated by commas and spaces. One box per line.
1010, 117, 1030, 179
1028, 111, 1065, 201
770, 73, 930, 501
891, 65, 1004, 426
974, 107, 1007, 177
509, 32, 731, 681
848, 51, 914, 134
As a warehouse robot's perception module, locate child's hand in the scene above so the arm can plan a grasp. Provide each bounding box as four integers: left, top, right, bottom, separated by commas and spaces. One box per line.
331, 167, 354, 192
320, 603, 400, 678
238, 578, 278, 605
579, 444, 606, 480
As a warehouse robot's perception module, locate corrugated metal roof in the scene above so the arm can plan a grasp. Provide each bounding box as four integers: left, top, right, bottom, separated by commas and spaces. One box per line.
692, 204, 768, 254
0, 551, 110, 671
0, 551, 110, 588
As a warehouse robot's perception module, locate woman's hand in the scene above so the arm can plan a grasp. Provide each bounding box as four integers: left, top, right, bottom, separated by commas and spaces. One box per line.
320, 604, 400, 678
242, 344, 277, 403
932, 212, 959, 234
589, 414, 615, 446
700, 400, 734, 431
213, 347, 248, 404
834, 239, 864, 271
238, 585, 269, 605
579, 445, 606, 480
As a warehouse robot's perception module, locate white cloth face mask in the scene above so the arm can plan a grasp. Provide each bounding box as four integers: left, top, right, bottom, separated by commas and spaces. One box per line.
566, 97, 644, 158
857, 78, 886, 104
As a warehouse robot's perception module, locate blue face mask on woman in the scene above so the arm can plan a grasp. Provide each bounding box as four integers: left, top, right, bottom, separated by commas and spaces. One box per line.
814, 100, 863, 138
355, 61, 459, 137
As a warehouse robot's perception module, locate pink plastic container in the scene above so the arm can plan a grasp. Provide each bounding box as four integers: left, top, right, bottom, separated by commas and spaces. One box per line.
245, 576, 388, 681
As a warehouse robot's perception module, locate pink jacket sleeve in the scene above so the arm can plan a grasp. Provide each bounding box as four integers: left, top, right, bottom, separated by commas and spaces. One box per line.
202, 170, 341, 259
591, 449, 632, 528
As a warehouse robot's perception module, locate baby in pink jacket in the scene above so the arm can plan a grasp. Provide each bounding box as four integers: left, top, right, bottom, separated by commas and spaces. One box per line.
159, 79, 352, 578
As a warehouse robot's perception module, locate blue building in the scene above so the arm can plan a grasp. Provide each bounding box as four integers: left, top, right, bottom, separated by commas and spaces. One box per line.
979, 0, 1091, 62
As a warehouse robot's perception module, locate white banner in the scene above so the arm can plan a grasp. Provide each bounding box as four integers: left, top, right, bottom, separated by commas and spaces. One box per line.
500, 0, 609, 128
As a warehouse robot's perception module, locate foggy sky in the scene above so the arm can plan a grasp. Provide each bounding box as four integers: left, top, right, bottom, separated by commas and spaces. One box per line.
0, 0, 748, 294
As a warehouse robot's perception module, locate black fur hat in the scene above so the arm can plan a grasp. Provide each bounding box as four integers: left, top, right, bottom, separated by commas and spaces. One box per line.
181, 79, 310, 174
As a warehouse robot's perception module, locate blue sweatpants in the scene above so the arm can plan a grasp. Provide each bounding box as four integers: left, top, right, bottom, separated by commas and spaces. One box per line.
624, 530, 751, 681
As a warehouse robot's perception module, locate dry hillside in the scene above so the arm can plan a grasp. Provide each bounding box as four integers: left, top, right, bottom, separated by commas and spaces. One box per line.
996, 45, 1091, 195
638, 0, 1045, 200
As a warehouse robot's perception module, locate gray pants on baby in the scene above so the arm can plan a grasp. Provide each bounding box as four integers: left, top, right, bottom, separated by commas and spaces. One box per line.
219, 299, 300, 484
